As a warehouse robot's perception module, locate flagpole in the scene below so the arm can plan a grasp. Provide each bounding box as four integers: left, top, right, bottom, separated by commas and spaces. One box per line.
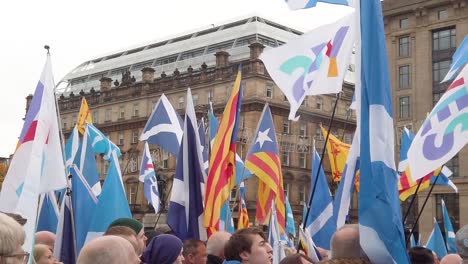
298, 93, 340, 251
402, 179, 423, 227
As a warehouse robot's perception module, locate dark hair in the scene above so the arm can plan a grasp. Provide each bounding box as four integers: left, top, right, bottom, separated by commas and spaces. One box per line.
224, 227, 266, 261
408, 246, 435, 264
183, 239, 205, 257
280, 253, 314, 264
104, 225, 136, 237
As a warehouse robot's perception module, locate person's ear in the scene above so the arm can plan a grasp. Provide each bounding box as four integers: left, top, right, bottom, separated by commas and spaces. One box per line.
240, 251, 249, 262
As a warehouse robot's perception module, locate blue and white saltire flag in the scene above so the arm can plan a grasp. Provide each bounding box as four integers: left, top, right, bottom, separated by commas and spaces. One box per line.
409, 233, 416, 248
37, 191, 60, 234
441, 199, 457, 253
69, 165, 98, 255
432, 166, 458, 193
140, 94, 183, 157
198, 118, 209, 177
260, 11, 355, 120
167, 88, 207, 241
77, 125, 102, 196
285, 197, 296, 237
268, 202, 286, 264
139, 142, 161, 214
358, 0, 409, 263
86, 123, 121, 160
85, 150, 131, 243
54, 193, 76, 264
285, 0, 349, 10
219, 201, 235, 234
65, 126, 80, 168
304, 145, 336, 250
442, 35, 468, 82
426, 218, 448, 259
398, 127, 414, 172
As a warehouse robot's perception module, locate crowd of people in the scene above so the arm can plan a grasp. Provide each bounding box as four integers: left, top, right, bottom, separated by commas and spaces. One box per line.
1, 212, 468, 264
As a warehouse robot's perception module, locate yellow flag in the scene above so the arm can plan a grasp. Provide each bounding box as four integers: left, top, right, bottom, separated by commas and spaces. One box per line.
321, 126, 350, 182
77, 97, 93, 134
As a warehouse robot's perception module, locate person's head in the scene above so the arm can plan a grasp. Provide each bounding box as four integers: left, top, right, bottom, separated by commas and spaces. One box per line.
0, 213, 28, 264
408, 246, 435, 264
141, 234, 184, 264
104, 226, 140, 255
330, 224, 366, 259
144, 230, 159, 247
279, 253, 314, 264
456, 225, 468, 259
35, 231, 56, 252
440, 253, 463, 264
77, 235, 140, 264
33, 244, 58, 264
182, 239, 207, 264
224, 227, 273, 264
155, 224, 174, 235
206, 231, 231, 259
108, 218, 147, 255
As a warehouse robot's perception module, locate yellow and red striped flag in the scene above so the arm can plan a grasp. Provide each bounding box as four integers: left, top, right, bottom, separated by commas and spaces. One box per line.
321, 126, 350, 182
77, 97, 93, 134
237, 182, 249, 229
204, 69, 243, 235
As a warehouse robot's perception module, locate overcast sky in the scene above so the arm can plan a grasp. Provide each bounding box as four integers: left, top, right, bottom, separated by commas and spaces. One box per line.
0, 0, 351, 157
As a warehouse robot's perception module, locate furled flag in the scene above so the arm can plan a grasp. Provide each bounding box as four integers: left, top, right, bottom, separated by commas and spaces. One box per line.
285, 0, 349, 10
86, 123, 121, 160
139, 142, 160, 214
321, 126, 351, 182
204, 69, 243, 234
244, 104, 286, 233
260, 11, 355, 120
0, 55, 67, 252
358, 0, 409, 262
37, 191, 60, 234
304, 145, 336, 250
76, 124, 102, 196
441, 199, 457, 253
285, 197, 296, 237
219, 201, 235, 234
426, 218, 448, 259
409, 233, 416, 248
442, 35, 468, 82
77, 97, 93, 134
54, 192, 77, 264
140, 94, 183, 157
168, 88, 207, 240
298, 226, 320, 262
407, 65, 468, 181
268, 202, 286, 264
199, 118, 209, 176
237, 182, 250, 230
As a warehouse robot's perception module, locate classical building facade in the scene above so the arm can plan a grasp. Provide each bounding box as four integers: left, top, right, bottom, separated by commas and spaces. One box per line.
382, 0, 468, 241
54, 16, 355, 229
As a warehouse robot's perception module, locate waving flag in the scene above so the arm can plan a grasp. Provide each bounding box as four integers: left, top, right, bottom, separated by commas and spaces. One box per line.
87, 123, 121, 160
54, 193, 77, 264
244, 104, 285, 233
408, 66, 468, 181
199, 119, 209, 176
298, 227, 320, 262
442, 35, 468, 82
321, 126, 351, 182
77, 97, 93, 134
441, 199, 457, 253
237, 182, 250, 230
168, 89, 207, 240
426, 218, 448, 259
219, 201, 235, 234
37, 191, 60, 234
204, 69, 243, 234
268, 202, 286, 264
260, 11, 355, 120
285, 197, 296, 237
358, 0, 409, 262
140, 94, 183, 157
65, 126, 80, 168
139, 142, 160, 213
285, 0, 349, 10
77, 124, 102, 196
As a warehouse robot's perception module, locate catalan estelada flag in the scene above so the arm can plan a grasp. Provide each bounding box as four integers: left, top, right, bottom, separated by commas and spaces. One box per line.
237, 182, 249, 229
77, 97, 93, 134
244, 104, 285, 234
321, 126, 350, 182
204, 68, 243, 235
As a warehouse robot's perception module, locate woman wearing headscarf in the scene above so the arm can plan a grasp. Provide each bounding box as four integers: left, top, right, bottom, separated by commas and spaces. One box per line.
141, 234, 185, 264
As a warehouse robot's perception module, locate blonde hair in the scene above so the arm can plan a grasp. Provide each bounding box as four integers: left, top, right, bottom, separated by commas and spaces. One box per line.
33, 244, 51, 262
0, 213, 26, 256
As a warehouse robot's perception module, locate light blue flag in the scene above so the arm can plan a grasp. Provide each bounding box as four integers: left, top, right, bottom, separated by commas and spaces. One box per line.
140, 94, 183, 157
77, 125, 102, 197
426, 218, 448, 259
285, 0, 349, 10
139, 142, 161, 213
37, 191, 59, 234
442, 35, 468, 82
410, 233, 416, 248
358, 0, 409, 263
198, 119, 209, 177
268, 202, 286, 264
85, 150, 131, 243
65, 126, 80, 168
304, 146, 336, 250
285, 197, 296, 237
220, 201, 235, 234
86, 123, 121, 160
441, 199, 457, 253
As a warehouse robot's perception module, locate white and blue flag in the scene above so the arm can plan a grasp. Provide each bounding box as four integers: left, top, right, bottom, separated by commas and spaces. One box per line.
285, 0, 349, 10
139, 142, 160, 213
442, 35, 468, 82
268, 202, 286, 264
54, 193, 76, 264
441, 199, 457, 253
426, 218, 448, 259
37, 191, 60, 234
87, 123, 121, 160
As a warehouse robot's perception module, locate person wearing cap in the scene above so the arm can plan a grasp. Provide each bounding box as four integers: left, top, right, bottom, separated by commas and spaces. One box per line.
107, 218, 147, 255
141, 234, 185, 264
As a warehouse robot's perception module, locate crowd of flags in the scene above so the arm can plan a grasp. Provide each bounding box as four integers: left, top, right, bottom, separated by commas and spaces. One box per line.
0, 0, 467, 263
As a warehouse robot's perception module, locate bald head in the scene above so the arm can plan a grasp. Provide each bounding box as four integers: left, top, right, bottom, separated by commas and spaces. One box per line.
77, 235, 140, 264
206, 231, 232, 258
440, 254, 463, 264
330, 224, 366, 259
35, 231, 56, 251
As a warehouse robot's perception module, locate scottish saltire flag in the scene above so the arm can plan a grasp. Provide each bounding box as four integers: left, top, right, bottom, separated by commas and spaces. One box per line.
77, 97, 93, 134
237, 182, 250, 229
260, 12, 355, 120
398, 127, 414, 172
198, 119, 209, 176
321, 126, 351, 182
219, 201, 235, 234
442, 35, 468, 82
442, 199, 457, 253
87, 123, 121, 160
426, 218, 448, 259
77, 125, 102, 196
37, 191, 59, 234
244, 104, 285, 233
54, 193, 76, 264
268, 202, 286, 264
408, 65, 468, 181
85, 150, 131, 242
285, 197, 296, 237
65, 126, 80, 168
0, 55, 67, 253
204, 70, 243, 234
140, 94, 183, 157
285, 0, 349, 10
304, 145, 336, 250
358, 0, 409, 262
410, 233, 416, 248
69, 165, 98, 254
139, 142, 160, 213
168, 88, 207, 240
298, 226, 320, 262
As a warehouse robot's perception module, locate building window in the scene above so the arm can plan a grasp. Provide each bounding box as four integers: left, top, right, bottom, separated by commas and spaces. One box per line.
399, 36, 410, 57
399, 65, 411, 89
283, 120, 290, 134
192, 94, 199, 106
433, 91, 444, 106
399, 18, 408, 29
208, 90, 213, 102
299, 185, 306, 204
129, 156, 138, 173
119, 106, 125, 119
433, 28, 456, 51
282, 152, 290, 166
118, 131, 124, 146
299, 153, 307, 169
133, 103, 139, 117
72, 117, 77, 127
433, 60, 451, 83
92, 110, 99, 124
178, 96, 184, 109
105, 109, 112, 122
128, 183, 137, 204
284, 183, 290, 200
62, 117, 67, 130
435, 194, 459, 231
316, 97, 323, 110
266, 83, 273, 98
162, 150, 169, 169
399, 96, 410, 119
315, 127, 322, 139
300, 123, 307, 137
438, 9, 448, 20
132, 130, 139, 144
445, 154, 459, 178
